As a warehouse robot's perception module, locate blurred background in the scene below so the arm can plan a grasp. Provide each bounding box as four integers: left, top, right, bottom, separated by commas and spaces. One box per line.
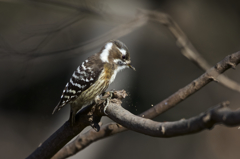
1, 0, 240, 159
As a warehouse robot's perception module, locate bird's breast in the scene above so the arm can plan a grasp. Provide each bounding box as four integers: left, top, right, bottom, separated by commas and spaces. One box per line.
72, 63, 114, 107
103, 63, 115, 81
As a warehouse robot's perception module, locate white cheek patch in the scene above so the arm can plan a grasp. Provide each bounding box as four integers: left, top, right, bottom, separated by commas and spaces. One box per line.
100, 43, 113, 63
117, 48, 126, 56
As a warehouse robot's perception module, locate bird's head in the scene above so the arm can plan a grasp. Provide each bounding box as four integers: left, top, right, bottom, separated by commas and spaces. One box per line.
99, 40, 135, 71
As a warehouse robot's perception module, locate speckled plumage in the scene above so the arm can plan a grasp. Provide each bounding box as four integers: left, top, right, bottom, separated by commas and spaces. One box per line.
53, 40, 135, 125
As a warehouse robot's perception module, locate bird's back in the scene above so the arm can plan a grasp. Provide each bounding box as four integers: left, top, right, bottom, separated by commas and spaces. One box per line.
53, 54, 105, 113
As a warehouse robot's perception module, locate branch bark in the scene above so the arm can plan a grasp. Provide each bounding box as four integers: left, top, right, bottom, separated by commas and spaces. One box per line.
26, 91, 127, 159
53, 100, 240, 159
26, 106, 92, 159
106, 101, 240, 137
52, 51, 240, 159
52, 122, 125, 159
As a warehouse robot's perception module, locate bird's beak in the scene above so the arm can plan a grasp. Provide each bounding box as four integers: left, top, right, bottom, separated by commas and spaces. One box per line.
127, 64, 136, 71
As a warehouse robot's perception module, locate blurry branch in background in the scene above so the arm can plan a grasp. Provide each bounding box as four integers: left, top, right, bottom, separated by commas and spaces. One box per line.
26, 51, 240, 159
27, 12, 148, 57
22, 3, 240, 92
12, 0, 148, 57
4, 0, 104, 57
32, 0, 107, 17
72, 8, 240, 93
69, 13, 148, 55
24, 14, 85, 55
1, 0, 105, 16
142, 10, 240, 93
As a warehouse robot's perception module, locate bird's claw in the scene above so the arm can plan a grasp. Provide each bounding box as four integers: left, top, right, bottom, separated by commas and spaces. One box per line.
102, 91, 114, 115
103, 98, 110, 115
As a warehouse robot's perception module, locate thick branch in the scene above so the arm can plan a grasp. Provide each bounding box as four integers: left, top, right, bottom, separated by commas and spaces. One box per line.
26, 107, 91, 159
53, 51, 240, 159
52, 122, 125, 159
106, 101, 240, 137
26, 91, 126, 159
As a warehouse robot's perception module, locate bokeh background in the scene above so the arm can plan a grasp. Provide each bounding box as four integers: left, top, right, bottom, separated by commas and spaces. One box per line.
1, 0, 240, 159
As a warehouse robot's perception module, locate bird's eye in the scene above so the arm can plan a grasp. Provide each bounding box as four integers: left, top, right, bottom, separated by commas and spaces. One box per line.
118, 61, 122, 65
122, 55, 126, 59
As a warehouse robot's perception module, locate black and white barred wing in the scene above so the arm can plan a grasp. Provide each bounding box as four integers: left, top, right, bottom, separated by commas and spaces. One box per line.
52, 58, 103, 114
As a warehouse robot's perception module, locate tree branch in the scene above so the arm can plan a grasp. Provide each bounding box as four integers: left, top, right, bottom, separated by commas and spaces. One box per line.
52, 51, 240, 159
26, 91, 127, 159
54, 100, 240, 159
142, 9, 240, 93
142, 51, 240, 118
106, 101, 240, 137
52, 122, 125, 159
26, 106, 92, 159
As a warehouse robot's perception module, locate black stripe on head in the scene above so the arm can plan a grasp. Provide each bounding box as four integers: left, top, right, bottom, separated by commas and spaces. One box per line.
110, 40, 130, 61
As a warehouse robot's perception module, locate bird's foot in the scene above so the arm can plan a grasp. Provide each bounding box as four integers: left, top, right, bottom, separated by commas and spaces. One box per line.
102, 91, 115, 115
103, 98, 110, 115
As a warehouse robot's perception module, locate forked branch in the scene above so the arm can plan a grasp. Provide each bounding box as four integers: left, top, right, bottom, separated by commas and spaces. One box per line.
52, 51, 240, 159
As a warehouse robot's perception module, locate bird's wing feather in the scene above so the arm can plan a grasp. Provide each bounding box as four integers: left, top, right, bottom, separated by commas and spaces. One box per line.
52, 55, 104, 114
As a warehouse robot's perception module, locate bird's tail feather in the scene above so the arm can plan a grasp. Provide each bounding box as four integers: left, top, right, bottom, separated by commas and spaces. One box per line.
52, 102, 63, 114
52, 106, 59, 114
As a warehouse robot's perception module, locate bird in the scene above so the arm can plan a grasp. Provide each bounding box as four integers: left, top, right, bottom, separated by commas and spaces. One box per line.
52, 40, 135, 126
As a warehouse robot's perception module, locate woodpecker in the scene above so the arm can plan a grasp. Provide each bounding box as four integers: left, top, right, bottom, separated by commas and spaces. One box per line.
53, 40, 135, 125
